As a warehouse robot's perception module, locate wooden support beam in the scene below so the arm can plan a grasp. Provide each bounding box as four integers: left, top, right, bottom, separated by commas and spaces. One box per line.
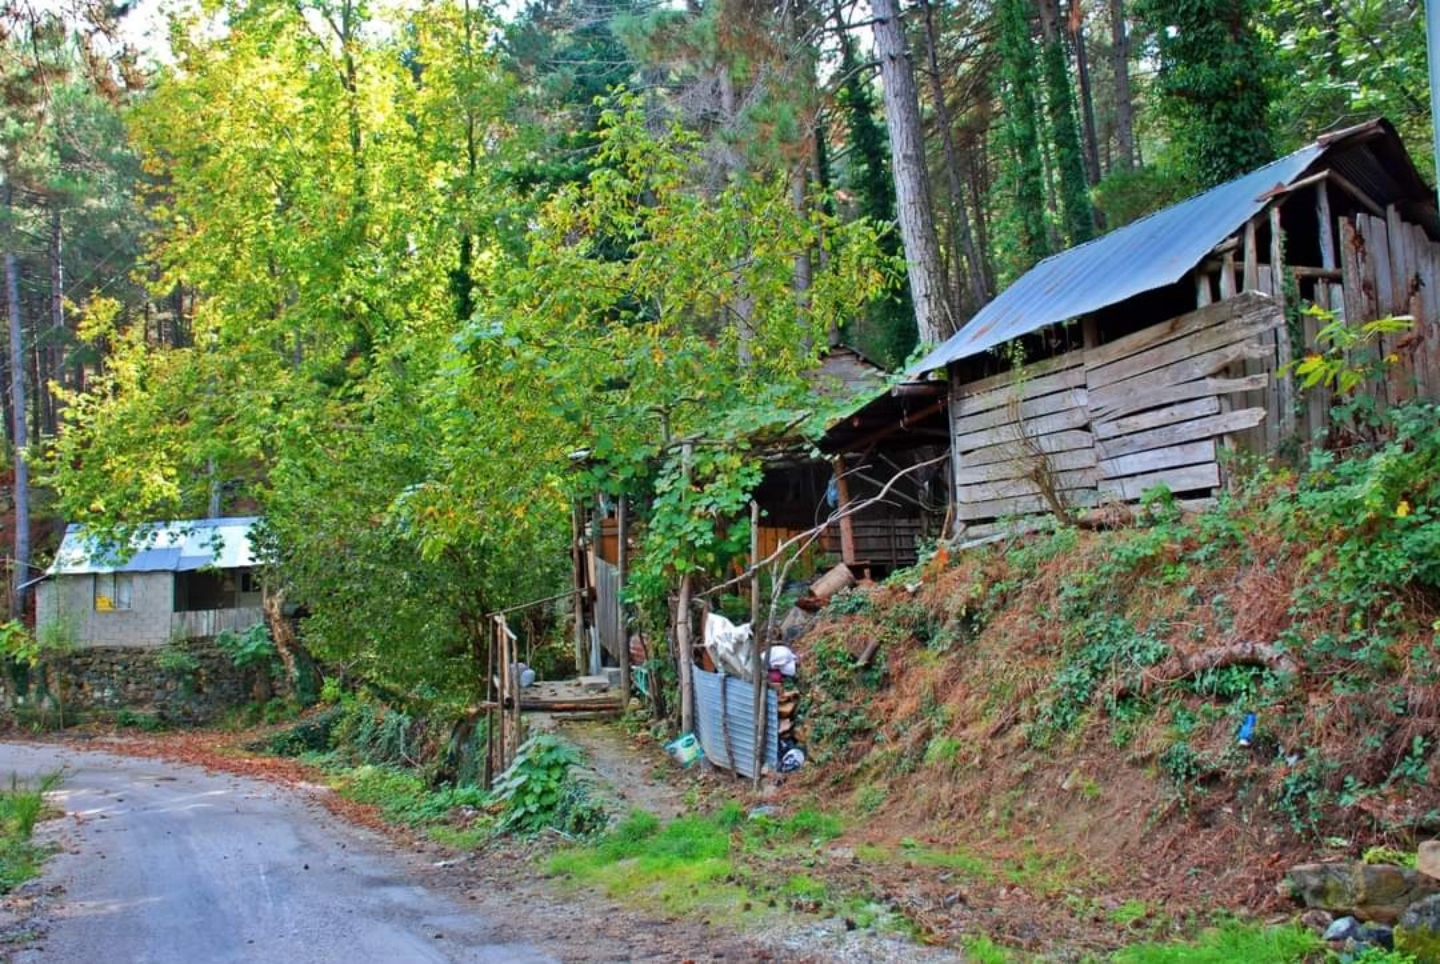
1243, 220, 1259, 291
616, 494, 630, 708
1195, 271, 1213, 307
833, 456, 857, 566
1271, 203, 1296, 440
1327, 170, 1384, 217
1317, 179, 1336, 271
1219, 252, 1237, 299
890, 381, 947, 398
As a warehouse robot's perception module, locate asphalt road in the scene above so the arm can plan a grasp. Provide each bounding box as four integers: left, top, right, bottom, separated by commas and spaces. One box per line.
0, 743, 554, 964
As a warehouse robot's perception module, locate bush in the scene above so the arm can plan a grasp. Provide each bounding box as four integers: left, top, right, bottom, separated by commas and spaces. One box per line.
491, 734, 606, 837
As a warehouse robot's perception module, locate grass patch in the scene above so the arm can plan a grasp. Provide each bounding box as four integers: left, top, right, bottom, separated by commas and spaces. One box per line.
963, 935, 1018, 964
1112, 921, 1323, 963
0, 773, 61, 894
548, 811, 744, 917
318, 760, 491, 828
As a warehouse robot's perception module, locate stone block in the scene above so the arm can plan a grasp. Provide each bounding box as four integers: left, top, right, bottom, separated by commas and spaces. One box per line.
1397, 894, 1440, 962
1419, 842, 1440, 882
1285, 862, 1440, 924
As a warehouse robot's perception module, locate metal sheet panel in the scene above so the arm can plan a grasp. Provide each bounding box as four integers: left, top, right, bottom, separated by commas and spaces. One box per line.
908, 145, 1330, 376
48, 517, 260, 575
693, 667, 779, 779
592, 559, 625, 664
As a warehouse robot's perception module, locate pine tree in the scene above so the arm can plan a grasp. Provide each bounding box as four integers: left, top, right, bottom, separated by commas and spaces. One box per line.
994, 0, 1051, 278
836, 31, 916, 367
1039, 0, 1094, 244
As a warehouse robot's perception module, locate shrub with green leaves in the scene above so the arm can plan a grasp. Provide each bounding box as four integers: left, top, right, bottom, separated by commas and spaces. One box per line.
490, 734, 605, 836
215, 624, 280, 672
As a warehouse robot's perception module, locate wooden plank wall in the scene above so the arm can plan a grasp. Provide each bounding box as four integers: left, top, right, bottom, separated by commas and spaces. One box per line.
952, 294, 1284, 535
1333, 210, 1440, 416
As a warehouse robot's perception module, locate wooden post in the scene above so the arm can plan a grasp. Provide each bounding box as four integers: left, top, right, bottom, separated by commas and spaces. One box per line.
1270, 204, 1296, 440
750, 500, 765, 787
1316, 179, 1336, 271
570, 501, 587, 676
676, 444, 695, 736
485, 615, 497, 788
1195, 271, 1212, 307
1219, 252, 1237, 299
616, 494, 630, 708
1243, 219, 1259, 292
833, 456, 857, 566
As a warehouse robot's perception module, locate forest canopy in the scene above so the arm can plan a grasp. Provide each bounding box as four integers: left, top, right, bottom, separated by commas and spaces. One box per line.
0, 0, 1431, 706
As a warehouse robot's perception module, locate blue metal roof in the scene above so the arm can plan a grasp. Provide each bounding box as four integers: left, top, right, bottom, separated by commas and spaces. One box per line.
908, 143, 1329, 375
48, 517, 260, 576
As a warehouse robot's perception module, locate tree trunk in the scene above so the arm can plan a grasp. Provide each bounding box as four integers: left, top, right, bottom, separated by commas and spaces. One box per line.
1109, 0, 1136, 171
1038, 0, 1095, 243
5, 230, 30, 622
1068, 1, 1103, 187
676, 575, 695, 735
918, 0, 989, 312
869, 0, 952, 346
262, 588, 318, 702
46, 204, 62, 435
814, 124, 842, 348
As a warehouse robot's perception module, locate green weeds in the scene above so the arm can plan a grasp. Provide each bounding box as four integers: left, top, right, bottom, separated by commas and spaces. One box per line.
0, 773, 60, 894
1112, 920, 1322, 963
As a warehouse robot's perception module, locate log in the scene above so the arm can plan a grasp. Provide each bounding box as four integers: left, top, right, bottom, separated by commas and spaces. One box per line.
1111, 642, 1300, 700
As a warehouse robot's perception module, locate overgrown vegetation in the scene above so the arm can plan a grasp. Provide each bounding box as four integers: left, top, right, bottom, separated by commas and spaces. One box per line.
263, 696, 601, 843
0, 773, 60, 894
793, 400, 1440, 947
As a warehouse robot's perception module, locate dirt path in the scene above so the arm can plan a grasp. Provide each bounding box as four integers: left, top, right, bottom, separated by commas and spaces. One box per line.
528, 717, 689, 820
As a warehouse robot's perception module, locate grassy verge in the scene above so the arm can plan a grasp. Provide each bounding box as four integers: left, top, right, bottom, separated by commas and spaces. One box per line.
547, 803, 911, 934
0, 773, 60, 894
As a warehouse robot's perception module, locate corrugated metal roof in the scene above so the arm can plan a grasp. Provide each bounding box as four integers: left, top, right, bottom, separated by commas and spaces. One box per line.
47, 517, 260, 576
909, 143, 1327, 375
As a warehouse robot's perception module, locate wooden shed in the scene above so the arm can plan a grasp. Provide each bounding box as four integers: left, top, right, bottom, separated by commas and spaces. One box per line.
840, 118, 1439, 539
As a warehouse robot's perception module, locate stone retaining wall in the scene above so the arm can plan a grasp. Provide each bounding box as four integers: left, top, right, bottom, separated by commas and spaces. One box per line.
0, 639, 279, 725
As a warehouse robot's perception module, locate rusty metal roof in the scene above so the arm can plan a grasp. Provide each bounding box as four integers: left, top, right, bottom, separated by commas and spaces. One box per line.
908, 119, 1433, 376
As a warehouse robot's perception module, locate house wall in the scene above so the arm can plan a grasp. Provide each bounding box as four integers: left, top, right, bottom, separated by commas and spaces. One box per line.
37, 572, 177, 648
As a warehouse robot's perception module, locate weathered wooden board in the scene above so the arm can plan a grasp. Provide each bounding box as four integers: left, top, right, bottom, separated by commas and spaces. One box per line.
1084, 293, 1271, 370
1085, 306, 1282, 390
1099, 439, 1217, 479
1093, 397, 1220, 439
957, 430, 1096, 467
954, 366, 1087, 416
1099, 462, 1222, 501
1088, 341, 1269, 415
953, 406, 1089, 452
951, 387, 1088, 436
1088, 373, 1269, 423
956, 487, 1105, 522
954, 350, 1085, 397
1339, 219, 1366, 326
1097, 408, 1266, 460
957, 467, 1101, 504
952, 445, 1098, 485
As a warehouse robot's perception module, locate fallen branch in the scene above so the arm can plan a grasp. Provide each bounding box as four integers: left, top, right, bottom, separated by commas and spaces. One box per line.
1111, 642, 1301, 700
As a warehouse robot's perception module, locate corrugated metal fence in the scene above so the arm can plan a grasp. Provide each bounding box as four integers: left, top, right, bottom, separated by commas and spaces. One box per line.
693, 667, 778, 779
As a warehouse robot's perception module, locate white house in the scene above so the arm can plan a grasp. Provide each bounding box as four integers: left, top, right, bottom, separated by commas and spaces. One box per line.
34, 517, 265, 648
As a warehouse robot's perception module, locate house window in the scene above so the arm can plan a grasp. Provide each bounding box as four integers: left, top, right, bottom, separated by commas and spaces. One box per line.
94, 573, 134, 612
